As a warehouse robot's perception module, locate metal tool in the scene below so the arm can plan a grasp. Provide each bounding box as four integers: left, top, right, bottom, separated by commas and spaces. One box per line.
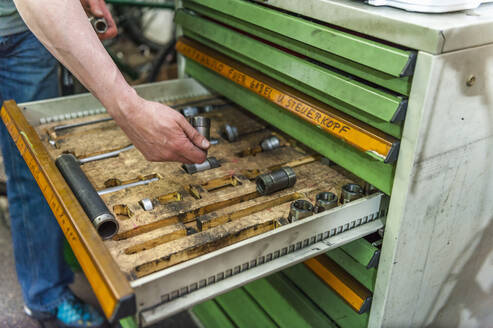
188, 116, 211, 140
79, 145, 134, 164
315, 192, 338, 213
140, 198, 155, 211
54, 117, 113, 132
209, 138, 219, 145
288, 199, 314, 222
98, 176, 160, 195
341, 183, 364, 204
180, 106, 200, 117
182, 157, 221, 174
55, 154, 118, 239
89, 16, 108, 34
256, 167, 296, 195
222, 124, 239, 142
364, 182, 378, 195
260, 135, 281, 151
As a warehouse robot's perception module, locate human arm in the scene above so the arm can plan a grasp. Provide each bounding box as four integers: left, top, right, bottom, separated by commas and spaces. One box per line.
14, 0, 209, 163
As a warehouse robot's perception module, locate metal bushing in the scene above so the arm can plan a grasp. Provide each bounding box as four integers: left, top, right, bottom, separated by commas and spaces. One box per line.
182, 157, 220, 174
139, 198, 154, 211
314, 192, 338, 213
289, 200, 314, 222
256, 167, 296, 195
181, 106, 200, 118
341, 183, 364, 204
89, 16, 108, 34
189, 116, 211, 140
260, 136, 281, 151
222, 124, 239, 142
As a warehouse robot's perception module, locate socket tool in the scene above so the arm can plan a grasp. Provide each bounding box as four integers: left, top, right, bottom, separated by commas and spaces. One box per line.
315, 192, 338, 213
341, 183, 364, 204
89, 16, 108, 34
222, 124, 239, 142
189, 116, 211, 140
289, 199, 314, 222
55, 154, 118, 239
260, 135, 281, 151
256, 167, 296, 195
182, 157, 220, 174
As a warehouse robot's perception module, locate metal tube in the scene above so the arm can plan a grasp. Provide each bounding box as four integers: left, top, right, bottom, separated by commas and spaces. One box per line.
98, 177, 160, 195
288, 199, 314, 222
79, 145, 135, 164
315, 192, 338, 213
54, 117, 113, 132
90, 16, 108, 34
55, 154, 118, 239
341, 183, 364, 204
188, 116, 211, 140
256, 167, 296, 195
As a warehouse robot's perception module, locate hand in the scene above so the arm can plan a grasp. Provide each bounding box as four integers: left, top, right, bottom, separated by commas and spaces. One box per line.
112, 96, 210, 164
80, 0, 118, 40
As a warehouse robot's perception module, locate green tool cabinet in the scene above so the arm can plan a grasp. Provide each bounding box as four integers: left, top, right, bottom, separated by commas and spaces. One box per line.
176, 0, 493, 327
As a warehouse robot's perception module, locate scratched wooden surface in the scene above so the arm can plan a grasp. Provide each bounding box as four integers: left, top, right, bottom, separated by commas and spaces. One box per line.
36, 96, 360, 279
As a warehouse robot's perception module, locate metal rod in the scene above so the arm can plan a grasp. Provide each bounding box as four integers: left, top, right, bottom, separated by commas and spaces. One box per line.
98, 177, 159, 195
79, 145, 135, 164
54, 117, 113, 132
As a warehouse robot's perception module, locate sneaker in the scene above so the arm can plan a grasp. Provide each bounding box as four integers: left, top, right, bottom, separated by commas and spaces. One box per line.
25, 295, 106, 328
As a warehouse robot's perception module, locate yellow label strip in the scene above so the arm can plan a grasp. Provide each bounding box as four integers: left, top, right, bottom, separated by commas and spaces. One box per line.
176, 38, 397, 162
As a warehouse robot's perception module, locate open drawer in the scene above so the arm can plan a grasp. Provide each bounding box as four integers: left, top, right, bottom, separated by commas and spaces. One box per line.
1, 78, 386, 326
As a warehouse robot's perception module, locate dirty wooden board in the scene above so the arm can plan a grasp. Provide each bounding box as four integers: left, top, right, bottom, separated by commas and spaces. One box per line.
36, 98, 361, 278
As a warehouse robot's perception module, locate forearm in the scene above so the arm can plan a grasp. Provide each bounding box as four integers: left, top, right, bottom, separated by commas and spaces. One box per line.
14, 0, 136, 119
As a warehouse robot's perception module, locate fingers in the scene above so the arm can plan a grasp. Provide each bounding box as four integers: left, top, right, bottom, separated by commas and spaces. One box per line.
87, 0, 104, 16
98, 1, 118, 39
177, 115, 210, 150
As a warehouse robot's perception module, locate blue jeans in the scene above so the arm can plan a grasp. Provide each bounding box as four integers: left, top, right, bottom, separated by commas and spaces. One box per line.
0, 30, 74, 312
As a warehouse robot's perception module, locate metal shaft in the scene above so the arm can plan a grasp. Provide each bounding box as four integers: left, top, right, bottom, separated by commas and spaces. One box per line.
55, 154, 118, 239
79, 145, 134, 164
256, 167, 296, 195
54, 117, 113, 132
98, 176, 160, 195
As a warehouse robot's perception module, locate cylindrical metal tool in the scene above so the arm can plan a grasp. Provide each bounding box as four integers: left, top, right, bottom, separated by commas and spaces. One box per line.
289, 200, 314, 222
256, 167, 296, 195
189, 116, 211, 140
260, 136, 281, 151
341, 183, 364, 204
89, 16, 108, 34
55, 154, 118, 239
222, 124, 239, 142
181, 106, 200, 118
315, 192, 338, 213
182, 157, 220, 174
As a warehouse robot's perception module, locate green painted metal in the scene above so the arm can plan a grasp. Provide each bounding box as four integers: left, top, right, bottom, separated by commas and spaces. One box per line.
119, 316, 138, 328
176, 10, 406, 123
283, 264, 369, 328
183, 1, 411, 96
185, 59, 395, 194
183, 30, 402, 139
327, 248, 378, 292
215, 288, 277, 328
244, 274, 337, 328
192, 300, 236, 328
183, 0, 414, 77
106, 0, 174, 9
341, 238, 381, 269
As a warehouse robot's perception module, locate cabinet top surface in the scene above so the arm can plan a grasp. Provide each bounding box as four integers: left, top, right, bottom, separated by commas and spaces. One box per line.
261, 0, 493, 53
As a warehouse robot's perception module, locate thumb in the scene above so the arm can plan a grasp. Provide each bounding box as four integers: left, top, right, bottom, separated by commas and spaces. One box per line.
178, 117, 210, 150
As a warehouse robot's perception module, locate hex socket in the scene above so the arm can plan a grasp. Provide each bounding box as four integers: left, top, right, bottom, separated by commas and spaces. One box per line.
256, 167, 296, 195
182, 157, 220, 174
315, 192, 338, 213
260, 136, 281, 151
289, 200, 314, 222
341, 183, 364, 204
189, 116, 211, 140
55, 154, 118, 239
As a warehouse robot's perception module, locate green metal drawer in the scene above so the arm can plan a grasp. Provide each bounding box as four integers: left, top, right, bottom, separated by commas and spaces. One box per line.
182, 0, 416, 79
176, 10, 408, 124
